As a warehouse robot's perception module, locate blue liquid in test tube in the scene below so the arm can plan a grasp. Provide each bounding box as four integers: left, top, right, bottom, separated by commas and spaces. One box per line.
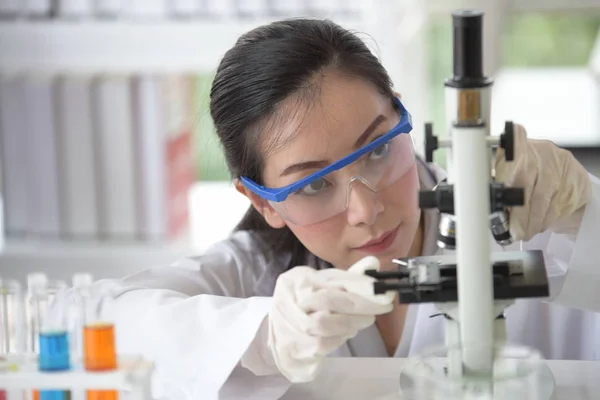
39, 331, 70, 371
28, 273, 71, 400
39, 331, 70, 400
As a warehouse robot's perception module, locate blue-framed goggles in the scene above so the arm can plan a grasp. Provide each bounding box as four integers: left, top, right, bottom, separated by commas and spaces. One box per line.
241, 96, 413, 204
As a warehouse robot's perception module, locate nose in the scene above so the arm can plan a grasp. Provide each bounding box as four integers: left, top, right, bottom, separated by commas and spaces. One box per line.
345, 179, 384, 226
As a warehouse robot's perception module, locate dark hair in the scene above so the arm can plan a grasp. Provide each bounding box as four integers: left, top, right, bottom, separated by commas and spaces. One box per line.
209, 18, 395, 270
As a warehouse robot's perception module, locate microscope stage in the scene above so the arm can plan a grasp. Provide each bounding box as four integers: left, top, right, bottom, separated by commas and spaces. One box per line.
373, 250, 549, 304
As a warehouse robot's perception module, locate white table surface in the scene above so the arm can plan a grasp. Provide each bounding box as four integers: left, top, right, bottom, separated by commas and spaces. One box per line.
281, 358, 600, 400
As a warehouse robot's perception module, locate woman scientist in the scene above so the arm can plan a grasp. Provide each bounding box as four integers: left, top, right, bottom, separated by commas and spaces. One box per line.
69, 18, 600, 398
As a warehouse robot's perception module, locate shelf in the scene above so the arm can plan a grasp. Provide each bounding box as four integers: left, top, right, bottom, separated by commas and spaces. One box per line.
0, 238, 197, 283
0, 183, 248, 284
0, 18, 365, 74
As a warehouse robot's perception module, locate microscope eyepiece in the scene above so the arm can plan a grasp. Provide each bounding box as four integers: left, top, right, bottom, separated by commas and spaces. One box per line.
446, 10, 492, 89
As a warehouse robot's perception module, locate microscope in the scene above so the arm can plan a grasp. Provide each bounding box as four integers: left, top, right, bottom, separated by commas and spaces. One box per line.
367, 9, 552, 394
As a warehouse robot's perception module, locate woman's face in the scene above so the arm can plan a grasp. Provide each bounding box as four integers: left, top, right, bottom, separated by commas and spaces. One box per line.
245, 72, 421, 269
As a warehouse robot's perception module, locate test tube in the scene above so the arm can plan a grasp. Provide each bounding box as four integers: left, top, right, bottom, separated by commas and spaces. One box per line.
0, 278, 26, 400
0, 278, 26, 357
69, 274, 94, 362
27, 274, 71, 400
27, 274, 69, 354
29, 273, 71, 400
82, 283, 118, 400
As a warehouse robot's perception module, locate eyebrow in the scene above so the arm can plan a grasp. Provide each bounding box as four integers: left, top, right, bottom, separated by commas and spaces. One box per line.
279, 114, 388, 177
354, 115, 387, 149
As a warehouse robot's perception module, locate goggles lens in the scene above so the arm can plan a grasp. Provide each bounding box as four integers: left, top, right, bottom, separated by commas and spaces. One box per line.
269, 133, 415, 225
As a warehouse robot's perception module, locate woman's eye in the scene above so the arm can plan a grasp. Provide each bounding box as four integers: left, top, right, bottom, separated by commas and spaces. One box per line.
368, 142, 390, 160
298, 178, 331, 196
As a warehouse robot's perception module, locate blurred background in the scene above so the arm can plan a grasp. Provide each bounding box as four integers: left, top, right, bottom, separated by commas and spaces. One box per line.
0, 0, 599, 282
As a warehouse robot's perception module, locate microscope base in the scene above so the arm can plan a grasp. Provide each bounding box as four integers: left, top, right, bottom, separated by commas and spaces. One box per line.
398, 343, 555, 400
435, 300, 514, 379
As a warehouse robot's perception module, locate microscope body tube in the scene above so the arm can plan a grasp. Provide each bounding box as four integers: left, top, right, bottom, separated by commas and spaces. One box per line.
444, 85, 493, 174
452, 124, 495, 375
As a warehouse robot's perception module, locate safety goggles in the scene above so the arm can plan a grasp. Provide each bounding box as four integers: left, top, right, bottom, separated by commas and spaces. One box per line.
241, 97, 414, 226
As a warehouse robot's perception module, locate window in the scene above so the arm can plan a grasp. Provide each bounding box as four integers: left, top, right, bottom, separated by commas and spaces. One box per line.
427, 9, 600, 168
190, 73, 249, 251
193, 73, 230, 181
503, 12, 600, 67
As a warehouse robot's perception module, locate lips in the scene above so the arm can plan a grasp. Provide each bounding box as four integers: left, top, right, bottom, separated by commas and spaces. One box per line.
353, 224, 401, 255
358, 229, 396, 248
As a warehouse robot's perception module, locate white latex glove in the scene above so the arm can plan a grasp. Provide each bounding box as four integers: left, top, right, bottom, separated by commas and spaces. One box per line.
267, 256, 396, 383
495, 124, 592, 242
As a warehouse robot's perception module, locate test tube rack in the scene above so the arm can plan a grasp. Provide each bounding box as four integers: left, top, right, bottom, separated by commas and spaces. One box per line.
0, 354, 154, 399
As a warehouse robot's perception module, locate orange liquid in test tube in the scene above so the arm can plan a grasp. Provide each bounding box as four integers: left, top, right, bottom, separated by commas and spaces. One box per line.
83, 323, 118, 400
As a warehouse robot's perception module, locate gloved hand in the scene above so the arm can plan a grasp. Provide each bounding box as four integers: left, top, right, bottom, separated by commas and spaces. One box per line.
267, 256, 395, 383
495, 124, 592, 242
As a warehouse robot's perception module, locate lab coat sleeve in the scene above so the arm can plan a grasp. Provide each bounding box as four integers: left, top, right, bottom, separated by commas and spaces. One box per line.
57, 232, 282, 399
523, 173, 600, 313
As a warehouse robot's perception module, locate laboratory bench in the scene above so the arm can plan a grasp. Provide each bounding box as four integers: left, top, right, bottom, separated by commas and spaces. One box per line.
2, 352, 598, 399
279, 357, 600, 400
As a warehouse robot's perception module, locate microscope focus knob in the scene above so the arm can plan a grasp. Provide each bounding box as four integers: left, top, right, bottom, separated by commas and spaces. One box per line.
424, 122, 438, 163
419, 190, 438, 209
500, 121, 515, 161
500, 187, 525, 207
419, 183, 455, 214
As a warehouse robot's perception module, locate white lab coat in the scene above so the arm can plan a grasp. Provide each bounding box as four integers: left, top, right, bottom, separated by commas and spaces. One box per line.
55, 159, 600, 399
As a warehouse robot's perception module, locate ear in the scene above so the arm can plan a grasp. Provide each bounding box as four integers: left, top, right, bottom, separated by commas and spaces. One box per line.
234, 179, 287, 229
392, 90, 402, 99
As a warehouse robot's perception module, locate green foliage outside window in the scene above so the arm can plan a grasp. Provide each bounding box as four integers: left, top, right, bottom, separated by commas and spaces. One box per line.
427, 11, 600, 168
503, 13, 600, 67
192, 73, 231, 181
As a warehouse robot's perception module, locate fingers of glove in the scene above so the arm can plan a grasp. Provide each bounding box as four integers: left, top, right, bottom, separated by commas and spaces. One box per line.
267, 316, 326, 383
302, 310, 375, 337
317, 258, 396, 305
495, 124, 529, 185
277, 265, 372, 300
314, 256, 381, 285
347, 256, 397, 304
273, 268, 379, 329
494, 123, 592, 242
515, 142, 551, 240
536, 152, 590, 237
291, 334, 351, 359
530, 145, 564, 237
273, 268, 323, 334
275, 265, 327, 305
275, 266, 320, 290
298, 288, 393, 316
270, 301, 316, 350
495, 125, 537, 241
553, 147, 593, 215
505, 160, 538, 242
313, 270, 396, 307
347, 255, 381, 274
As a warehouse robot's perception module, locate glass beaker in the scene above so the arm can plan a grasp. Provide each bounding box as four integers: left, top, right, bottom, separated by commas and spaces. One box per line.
398, 343, 552, 400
